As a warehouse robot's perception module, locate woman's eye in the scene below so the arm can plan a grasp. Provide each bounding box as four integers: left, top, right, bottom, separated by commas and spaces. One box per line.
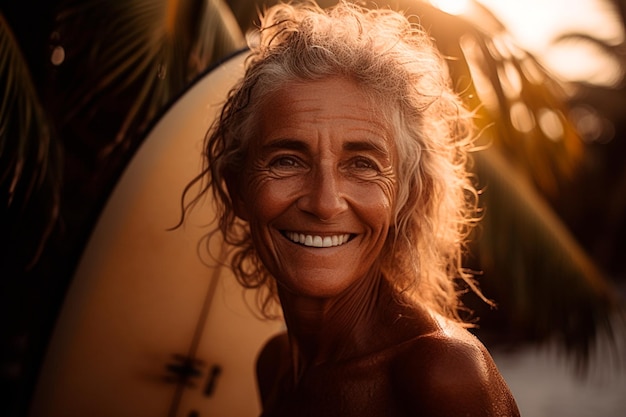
270, 156, 301, 169
351, 157, 379, 171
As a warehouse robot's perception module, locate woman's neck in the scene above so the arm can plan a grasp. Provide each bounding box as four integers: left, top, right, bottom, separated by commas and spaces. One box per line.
277, 270, 397, 380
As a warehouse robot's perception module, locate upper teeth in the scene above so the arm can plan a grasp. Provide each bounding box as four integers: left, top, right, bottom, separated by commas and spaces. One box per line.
285, 232, 351, 248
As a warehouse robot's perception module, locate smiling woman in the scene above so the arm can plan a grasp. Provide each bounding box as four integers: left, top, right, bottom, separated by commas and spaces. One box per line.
180, 1, 520, 416
235, 78, 396, 299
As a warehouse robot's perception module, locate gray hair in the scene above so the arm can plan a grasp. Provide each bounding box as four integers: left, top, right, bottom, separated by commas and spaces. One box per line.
185, 1, 483, 322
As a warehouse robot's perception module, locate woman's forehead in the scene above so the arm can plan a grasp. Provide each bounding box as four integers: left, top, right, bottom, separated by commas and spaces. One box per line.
254, 77, 393, 138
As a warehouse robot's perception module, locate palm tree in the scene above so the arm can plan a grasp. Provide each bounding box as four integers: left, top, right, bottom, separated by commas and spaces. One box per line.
1, 0, 624, 415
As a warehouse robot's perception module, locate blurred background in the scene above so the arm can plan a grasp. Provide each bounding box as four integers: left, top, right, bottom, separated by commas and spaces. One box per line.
1, 0, 625, 416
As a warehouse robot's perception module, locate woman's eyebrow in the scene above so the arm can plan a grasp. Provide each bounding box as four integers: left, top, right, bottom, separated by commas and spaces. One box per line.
260, 137, 391, 160
261, 138, 309, 152
343, 139, 391, 159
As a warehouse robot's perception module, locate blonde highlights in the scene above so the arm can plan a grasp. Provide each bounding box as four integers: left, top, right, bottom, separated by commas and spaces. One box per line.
185, 1, 483, 322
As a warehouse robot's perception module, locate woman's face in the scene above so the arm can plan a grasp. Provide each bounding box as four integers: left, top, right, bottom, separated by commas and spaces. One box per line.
232, 77, 397, 298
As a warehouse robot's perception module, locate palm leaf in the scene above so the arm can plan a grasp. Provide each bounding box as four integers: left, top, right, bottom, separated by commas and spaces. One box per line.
0, 12, 60, 271
469, 146, 622, 367
408, 0, 585, 197
53, 0, 245, 154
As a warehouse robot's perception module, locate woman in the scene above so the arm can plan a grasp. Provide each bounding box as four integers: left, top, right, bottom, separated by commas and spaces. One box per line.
183, 1, 520, 415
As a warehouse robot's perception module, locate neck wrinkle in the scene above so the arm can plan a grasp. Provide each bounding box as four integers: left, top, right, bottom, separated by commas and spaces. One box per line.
278, 268, 386, 384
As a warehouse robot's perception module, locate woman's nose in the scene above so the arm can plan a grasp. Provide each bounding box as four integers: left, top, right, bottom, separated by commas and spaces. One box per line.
296, 165, 348, 221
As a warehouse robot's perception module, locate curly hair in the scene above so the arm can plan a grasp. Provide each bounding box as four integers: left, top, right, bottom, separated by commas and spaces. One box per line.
182, 0, 485, 322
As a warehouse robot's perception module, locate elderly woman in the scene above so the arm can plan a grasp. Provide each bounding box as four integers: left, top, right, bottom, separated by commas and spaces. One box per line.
184, 1, 519, 416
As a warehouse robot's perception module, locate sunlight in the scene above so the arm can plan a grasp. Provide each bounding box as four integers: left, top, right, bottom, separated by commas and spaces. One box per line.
429, 0, 470, 15
537, 108, 564, 142
542, 39, 624, 86
50, 46, 65, 66
478, 0, 623, 48
509, 102, 535, 134
477, 0, 625, 86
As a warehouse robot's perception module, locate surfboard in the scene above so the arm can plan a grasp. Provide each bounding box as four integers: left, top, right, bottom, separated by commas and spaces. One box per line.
29, 50, 284, 417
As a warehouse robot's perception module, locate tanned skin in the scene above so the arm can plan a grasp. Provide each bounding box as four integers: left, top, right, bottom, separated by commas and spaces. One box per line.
256, 279, 519, 417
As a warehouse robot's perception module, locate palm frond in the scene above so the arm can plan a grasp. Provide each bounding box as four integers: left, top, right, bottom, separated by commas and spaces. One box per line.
53, 0, 245, 153
0, 12, 60, 271
469, 146, 622, 367
412, 0, 586, 197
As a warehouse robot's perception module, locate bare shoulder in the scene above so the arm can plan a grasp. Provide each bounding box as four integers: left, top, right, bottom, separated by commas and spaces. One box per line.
391, 319, 520, 417
255, 331, 290, 405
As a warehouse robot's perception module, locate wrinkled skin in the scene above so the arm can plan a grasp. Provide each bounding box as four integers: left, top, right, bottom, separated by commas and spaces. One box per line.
229, 78, 520, 417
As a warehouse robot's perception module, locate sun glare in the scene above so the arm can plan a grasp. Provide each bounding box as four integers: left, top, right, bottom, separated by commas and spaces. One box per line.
477, 0, 624, 86
543, 39, 624, 86
429, 0, 470, 15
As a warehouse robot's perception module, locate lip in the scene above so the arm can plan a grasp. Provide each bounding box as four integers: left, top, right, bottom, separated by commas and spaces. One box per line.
282, 231, 354, 248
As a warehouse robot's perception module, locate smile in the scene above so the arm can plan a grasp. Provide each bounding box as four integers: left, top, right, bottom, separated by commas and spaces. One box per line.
284, 231, 352, 248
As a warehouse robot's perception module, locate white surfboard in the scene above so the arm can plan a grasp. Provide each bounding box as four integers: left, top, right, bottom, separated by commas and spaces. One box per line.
29, 51, 284, 417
